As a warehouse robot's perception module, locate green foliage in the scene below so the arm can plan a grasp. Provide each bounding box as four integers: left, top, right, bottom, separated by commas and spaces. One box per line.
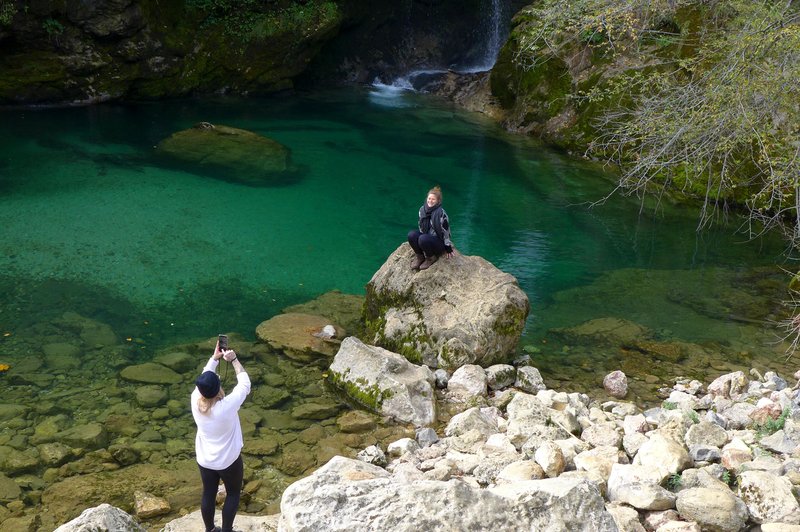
662, 400, 677, 410
753, 407, 791, 438
721, 469, 733, 486
0, 1, 16, 26
510, 0, 800, 252
666, 473, 682, 490
42, 18, 64, 37
686, 409, 700, 424
186, 0, 339, 44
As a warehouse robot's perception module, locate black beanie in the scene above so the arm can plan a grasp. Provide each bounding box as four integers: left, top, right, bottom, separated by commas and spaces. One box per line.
196, 371, 221, 398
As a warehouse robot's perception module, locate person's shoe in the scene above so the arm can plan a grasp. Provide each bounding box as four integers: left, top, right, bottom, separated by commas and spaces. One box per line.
410, 253, 425, 270
419, 255, 438, 270
208, 527, 221, 532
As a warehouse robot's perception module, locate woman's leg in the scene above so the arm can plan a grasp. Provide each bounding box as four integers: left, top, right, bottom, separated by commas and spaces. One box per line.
198, 464, 221, 531
418, 233, 446, 257
218, 455, 244, 532
407, 230, 424, 254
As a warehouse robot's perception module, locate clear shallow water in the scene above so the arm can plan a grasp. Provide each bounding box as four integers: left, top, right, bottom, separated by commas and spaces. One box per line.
0, 87, 792, 371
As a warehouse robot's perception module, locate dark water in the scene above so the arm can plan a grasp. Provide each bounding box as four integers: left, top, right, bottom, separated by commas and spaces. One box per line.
0, 87, 792, 376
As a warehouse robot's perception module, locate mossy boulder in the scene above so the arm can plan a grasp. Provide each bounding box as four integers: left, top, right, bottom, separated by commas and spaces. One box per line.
365, 243, 529, 370
156, 123, 293, 186
328, 337, 436, 427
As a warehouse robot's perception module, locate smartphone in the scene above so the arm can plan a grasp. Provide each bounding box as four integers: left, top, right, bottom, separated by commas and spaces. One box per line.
218, 334, 228, 350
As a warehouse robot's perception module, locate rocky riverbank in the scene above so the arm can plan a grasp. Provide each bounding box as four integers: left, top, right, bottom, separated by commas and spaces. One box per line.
54, 362, 800, 531
47, 247, 800, 532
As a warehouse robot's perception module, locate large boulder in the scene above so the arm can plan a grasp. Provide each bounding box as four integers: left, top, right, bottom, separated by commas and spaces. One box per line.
328, 337, 436, 427
364, 243, 529, 369
279, 456, 617, 531
156, 123, 293, 186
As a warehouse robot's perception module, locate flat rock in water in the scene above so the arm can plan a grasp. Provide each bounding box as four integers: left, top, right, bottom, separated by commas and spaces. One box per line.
255, 313, 344, 361
156, 123, 293, 186
119, 362, 182, 384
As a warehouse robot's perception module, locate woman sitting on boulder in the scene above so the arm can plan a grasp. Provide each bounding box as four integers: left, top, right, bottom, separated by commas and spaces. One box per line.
408, 185, 454, 270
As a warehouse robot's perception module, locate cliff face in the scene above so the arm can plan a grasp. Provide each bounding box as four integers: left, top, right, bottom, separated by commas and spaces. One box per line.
0, 0, 347, 104
0, 0, 526, 104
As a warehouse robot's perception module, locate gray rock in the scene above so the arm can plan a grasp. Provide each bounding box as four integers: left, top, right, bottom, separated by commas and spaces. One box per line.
607, 463, 675, 511
415, 428, 439, 448
760, 429, 799, 455
581, 422, 623, 449
486, 364, 516, 391
515, 366, 547, 394
445, 407, 498, 439
447, 365, 488, 400
53, 503, 146, 532
134, 385, 168, 407
633, 434, 692, 480
689, 445, 721, 463
684, 421, 728, 448
364, 243, 529, 369
433, 369, 449, 389
707, 371, 748, 399
606, 502, 646, 532
356, 445, 387, 467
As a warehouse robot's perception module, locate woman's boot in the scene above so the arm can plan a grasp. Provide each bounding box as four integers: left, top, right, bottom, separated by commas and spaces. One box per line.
419, 255, 438, 270
410, 253, 425, 270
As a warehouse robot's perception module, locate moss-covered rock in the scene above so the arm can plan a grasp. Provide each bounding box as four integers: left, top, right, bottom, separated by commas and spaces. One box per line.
156, 122, 294, 186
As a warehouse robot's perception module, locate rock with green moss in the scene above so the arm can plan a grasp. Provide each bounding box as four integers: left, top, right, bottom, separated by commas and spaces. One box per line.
156, 123, 293, 186
364, 243, 529, 370
328, 337, 435, 427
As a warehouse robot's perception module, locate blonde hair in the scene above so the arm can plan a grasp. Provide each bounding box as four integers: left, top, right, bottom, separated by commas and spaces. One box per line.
427, 186, 442, 203
196, 388, 225, 414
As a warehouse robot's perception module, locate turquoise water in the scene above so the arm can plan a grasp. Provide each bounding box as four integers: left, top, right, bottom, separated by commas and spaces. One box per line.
0, 88, 789, 364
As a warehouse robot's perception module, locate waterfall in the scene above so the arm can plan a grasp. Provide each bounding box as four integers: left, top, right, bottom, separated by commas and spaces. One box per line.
370, 0, 510, 97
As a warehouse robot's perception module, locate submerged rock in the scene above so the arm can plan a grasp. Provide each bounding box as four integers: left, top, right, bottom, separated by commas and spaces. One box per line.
156, 123, 293, 186
365, 243, 529, 370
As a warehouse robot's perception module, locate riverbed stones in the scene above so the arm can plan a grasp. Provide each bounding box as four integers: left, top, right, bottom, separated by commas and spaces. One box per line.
328, 337, 436, 427
256, 313, 344, 361
119, 363, 182, 384
0, 473, 21, 502
133, 490, 170, 518
364, 243, 529, 369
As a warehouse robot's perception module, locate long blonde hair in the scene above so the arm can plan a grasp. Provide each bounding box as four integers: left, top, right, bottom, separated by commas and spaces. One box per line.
196, 388, 225, 414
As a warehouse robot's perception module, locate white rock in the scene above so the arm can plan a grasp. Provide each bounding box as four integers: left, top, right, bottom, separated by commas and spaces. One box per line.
534, 441, 565, 478
448, 364, 488, 400
738, 470, 800, 524
387, 438, 419, 457
633, 434, 692, 481
675, 487, 748, 532
54, 504, 146, 532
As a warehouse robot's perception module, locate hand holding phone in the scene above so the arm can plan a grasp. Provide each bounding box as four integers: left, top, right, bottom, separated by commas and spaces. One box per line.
218, 334, 228, 351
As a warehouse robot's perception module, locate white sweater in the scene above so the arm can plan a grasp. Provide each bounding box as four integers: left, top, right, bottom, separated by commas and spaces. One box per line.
191, 357, 251, 470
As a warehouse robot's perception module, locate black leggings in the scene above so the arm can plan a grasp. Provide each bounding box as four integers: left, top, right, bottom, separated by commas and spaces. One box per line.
408, 230, 446, 257
198, 454, 243, 532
